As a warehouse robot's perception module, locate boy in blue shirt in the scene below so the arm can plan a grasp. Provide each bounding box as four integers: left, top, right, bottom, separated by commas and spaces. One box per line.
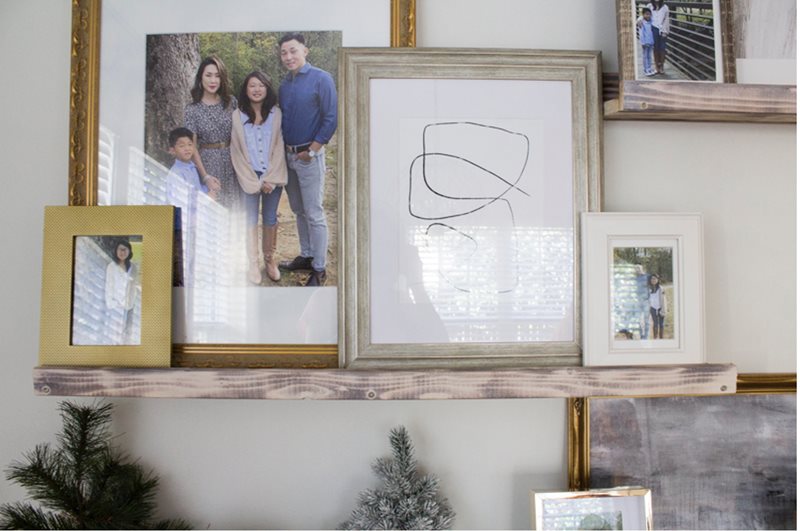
165, 127, 217, 288
166, 127, 216, 202
637, 8, 656, 77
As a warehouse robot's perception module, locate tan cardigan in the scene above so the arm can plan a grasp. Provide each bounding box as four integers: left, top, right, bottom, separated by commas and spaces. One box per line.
230, 107, 288, 194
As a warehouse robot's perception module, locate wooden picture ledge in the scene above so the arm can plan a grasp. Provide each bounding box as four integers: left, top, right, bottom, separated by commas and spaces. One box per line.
601, 75, 796, 123
33, 363, 737, 400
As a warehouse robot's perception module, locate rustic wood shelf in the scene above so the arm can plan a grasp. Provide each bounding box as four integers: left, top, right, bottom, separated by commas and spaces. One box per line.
33, 363, 737, 400
603, 80, 796, 123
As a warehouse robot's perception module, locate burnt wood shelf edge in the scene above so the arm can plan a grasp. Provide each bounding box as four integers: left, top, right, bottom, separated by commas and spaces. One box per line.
33, 363, 737, 400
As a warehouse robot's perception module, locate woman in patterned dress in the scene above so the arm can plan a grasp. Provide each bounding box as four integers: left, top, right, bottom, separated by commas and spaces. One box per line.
184, 55, 239, 209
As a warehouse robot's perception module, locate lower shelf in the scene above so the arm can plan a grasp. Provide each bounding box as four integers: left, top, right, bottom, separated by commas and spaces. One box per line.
33, 363, 737, 400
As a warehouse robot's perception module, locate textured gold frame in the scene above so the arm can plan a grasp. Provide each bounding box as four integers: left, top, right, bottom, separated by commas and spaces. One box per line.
67, 0, 416, 368
531, 486, 653, 530
567, 372, 797, 490
39, 206, 175, 367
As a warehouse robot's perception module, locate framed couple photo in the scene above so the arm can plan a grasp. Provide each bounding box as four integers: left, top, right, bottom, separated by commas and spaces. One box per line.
619, 0, 734, 83
582, 213, 705, 366
612, 0, 795, 119
68, 0, 415, 368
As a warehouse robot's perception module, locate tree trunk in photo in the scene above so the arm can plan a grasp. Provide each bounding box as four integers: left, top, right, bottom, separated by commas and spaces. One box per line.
145, 34, 201, 168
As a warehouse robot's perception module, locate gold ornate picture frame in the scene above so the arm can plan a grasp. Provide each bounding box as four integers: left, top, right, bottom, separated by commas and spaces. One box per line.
67, 0, 416, 369
39, 206, 175, 367
568, 373, 797, 529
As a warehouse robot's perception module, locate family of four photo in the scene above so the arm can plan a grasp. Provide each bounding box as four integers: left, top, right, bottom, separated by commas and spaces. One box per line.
161, 32, 337, 288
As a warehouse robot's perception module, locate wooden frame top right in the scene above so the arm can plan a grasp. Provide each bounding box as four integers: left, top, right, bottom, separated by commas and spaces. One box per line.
607, 0, 796, 122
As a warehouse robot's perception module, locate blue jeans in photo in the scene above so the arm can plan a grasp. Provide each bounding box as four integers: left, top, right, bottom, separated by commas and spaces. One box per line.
650, 307, 664, 339
285, 149, 328, 271
642, 44, 654, 73
244, 174, 283, 227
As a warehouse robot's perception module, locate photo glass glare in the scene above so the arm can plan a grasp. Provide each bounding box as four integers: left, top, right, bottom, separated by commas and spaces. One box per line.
71, 235, 144, 346
611, 246, 675, 342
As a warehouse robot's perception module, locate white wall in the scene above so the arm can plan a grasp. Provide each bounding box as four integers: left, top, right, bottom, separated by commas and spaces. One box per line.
0, 1, 794, 529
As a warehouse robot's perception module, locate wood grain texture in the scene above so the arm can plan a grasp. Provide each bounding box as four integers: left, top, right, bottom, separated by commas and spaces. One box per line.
33, 364, 736, 400
733, 0, 796, 59
606, 80, 796, 122
621, 80, 796, 112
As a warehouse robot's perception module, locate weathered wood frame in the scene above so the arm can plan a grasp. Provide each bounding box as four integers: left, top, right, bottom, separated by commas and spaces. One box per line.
567, 372, 797, 490
339, 48, 603, 369
67, 0, 416, 369
608, 0, 796, 122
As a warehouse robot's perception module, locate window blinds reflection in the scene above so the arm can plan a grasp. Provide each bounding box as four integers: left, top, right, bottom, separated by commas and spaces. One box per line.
125, 147, 246, 335
411, 225, 573, 342
541, 498, 621, 530
71, 237, 142, 345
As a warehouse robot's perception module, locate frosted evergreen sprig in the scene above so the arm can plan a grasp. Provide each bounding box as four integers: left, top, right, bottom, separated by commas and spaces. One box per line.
339, 426, 455, 530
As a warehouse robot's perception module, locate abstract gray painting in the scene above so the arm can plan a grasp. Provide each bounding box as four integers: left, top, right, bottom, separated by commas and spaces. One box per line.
589, 394, 796, 529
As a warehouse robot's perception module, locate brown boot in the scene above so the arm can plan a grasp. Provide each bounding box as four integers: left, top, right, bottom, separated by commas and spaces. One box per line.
262, 223, 281, 282
247, 226, 262, 284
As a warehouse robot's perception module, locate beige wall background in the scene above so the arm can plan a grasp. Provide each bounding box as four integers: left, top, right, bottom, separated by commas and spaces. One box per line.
0, 1, 794, 529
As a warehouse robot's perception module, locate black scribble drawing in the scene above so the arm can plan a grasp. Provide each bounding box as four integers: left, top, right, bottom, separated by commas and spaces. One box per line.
408, 121, 533, 294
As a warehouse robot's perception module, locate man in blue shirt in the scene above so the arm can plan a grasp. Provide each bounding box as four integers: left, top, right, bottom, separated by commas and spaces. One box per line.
277, 32, 338, 287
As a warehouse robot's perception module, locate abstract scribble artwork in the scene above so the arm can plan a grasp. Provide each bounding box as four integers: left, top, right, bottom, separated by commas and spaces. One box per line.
408, 121, 532, 294
367, 77, 578, 345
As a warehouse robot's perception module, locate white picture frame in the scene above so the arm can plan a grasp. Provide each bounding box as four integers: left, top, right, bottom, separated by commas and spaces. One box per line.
530, 486, 653, 531
339, 48, 603, 368
582, 212, 705, 366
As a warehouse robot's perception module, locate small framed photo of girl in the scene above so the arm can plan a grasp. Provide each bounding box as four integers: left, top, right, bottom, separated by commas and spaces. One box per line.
611, 244, 676, 346
582, 213, 705, 366
71, 236, 144, 346
39, 206, 175, 367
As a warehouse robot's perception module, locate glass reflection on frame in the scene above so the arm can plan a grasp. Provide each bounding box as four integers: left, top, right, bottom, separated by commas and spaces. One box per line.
72, 235, 144, 346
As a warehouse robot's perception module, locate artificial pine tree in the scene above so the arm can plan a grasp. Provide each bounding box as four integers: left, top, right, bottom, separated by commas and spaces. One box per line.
339, 426, 455, 530
0, 401, 191, 530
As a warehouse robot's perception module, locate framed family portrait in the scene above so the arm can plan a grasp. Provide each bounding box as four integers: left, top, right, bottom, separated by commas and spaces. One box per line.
568, 374, 797, 530
582, 213, 704, 366
530, 487, 653, 531
39, 206, 175, 367
339, 48, 603, 368
68, 0, 416, 368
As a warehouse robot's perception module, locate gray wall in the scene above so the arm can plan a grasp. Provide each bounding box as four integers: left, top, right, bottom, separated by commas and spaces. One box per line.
0, 1, 795, 529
